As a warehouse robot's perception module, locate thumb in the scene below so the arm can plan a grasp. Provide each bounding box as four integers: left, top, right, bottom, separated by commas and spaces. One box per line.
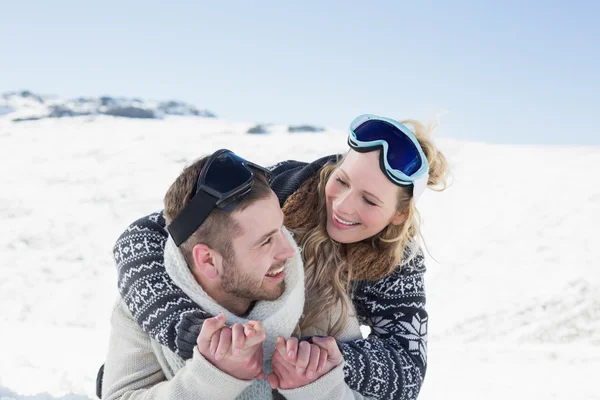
196, 313, 226, 352
255, 370, 266, 380
266, 372, 280, 389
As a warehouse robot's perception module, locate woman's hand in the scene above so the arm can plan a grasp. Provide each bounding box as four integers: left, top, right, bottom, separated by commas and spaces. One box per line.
267, 336, 343, 390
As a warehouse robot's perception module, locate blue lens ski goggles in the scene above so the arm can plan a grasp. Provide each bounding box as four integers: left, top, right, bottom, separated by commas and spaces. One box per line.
348, 114, 429, 200
167, 149, 271, 246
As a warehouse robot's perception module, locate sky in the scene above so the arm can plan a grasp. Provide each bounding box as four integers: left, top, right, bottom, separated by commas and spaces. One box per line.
1, 0, 598, 145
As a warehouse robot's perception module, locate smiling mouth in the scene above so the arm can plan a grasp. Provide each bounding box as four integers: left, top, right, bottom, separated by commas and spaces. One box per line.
333, 213, 360, 226
265, 265, 285, 277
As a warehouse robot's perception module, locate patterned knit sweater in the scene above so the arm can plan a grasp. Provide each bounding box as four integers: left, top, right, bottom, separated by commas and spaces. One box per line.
114, 156, 429, 400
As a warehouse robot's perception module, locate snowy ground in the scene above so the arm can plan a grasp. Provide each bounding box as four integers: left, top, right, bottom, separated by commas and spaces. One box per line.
0, 116, 598, 399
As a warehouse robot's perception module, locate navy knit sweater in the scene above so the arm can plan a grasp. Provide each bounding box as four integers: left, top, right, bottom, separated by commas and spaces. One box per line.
114, 156, 428, 400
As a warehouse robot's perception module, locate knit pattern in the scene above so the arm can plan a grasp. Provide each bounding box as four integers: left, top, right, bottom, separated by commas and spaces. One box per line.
113, 211, 208, 358
113, 157, 428, 400
340, 252, 428, 400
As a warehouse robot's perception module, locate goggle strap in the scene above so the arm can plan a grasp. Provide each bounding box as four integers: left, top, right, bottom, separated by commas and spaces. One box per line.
412, 174, 428, 203
167, 190, 218, 246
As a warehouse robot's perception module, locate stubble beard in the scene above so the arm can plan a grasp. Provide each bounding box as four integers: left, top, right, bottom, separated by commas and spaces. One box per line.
221, 258, 286, 301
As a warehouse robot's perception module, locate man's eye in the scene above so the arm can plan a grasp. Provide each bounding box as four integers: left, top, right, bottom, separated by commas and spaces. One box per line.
262, 237, 273, 246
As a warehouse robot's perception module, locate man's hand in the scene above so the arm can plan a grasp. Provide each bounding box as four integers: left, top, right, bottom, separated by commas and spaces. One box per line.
267, 336, 343, 390
196, 313, 267, 381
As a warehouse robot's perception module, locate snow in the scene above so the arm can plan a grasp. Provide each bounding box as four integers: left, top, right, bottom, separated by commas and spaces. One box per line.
0, 115, 598, 399
0, 91, 215, 121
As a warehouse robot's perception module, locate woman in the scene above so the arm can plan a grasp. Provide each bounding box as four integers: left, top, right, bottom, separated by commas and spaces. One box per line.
113, 114, 449, 399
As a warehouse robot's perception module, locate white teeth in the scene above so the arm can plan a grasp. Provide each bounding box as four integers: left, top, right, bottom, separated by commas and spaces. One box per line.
266, 266, 285, 276
334, 214, 359, 226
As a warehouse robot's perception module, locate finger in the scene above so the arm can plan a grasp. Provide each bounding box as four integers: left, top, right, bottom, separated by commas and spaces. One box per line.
244, 320, 262, 335
256, 370, 266, 380
273, 347, 296, 373
245, 321, 266, 347
313, 336, 343, 365
267, 372, 280, 389
276, 336, 288, 359
306, 344, 321, 379
196, 314, 226, 352
271, 352, 294, 388
209, 329, 220, 355
243, 323, 255, 338
295, 341, 311, 375
286, 337, 299, 361
215, 327, 232, 360
317, 346, 328, 373
231, 323, 245, 356
246, 320, 263, 332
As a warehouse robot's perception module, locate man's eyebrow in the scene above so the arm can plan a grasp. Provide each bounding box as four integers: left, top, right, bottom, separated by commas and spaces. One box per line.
254, 229, 279, 246
338, 168, 383, 204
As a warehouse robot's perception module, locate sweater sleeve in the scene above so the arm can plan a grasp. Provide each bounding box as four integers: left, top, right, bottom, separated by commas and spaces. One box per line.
113, 212, 212, 359
102, 300, 253, 400
340, 249, 429, 400
278, 362, 374, 400
267, 155, 339, 206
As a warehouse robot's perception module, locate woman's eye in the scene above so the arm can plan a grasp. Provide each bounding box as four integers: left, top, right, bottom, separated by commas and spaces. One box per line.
336, 177, 348, 186
363, 197, 376, 206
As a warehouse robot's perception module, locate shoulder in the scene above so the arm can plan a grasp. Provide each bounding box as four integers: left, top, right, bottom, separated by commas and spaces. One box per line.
268, 155, 340, 205
267, 154, 339, 179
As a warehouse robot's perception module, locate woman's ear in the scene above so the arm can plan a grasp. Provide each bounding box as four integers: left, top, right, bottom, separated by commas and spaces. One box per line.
390, 212, 407, 226
192, 244, 221, 280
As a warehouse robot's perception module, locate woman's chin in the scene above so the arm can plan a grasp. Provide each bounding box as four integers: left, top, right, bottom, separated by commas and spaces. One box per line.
326, 221, 355, 244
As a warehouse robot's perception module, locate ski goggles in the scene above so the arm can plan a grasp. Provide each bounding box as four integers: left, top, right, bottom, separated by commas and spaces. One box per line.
167, 149, 271, 246
347, 114, 429, 202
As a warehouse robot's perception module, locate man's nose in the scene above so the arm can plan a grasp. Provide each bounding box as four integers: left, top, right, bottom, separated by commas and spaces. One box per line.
275, 233, 295, 261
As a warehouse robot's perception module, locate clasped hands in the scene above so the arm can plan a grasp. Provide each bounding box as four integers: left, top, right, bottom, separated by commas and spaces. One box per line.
196, 314, 343, 389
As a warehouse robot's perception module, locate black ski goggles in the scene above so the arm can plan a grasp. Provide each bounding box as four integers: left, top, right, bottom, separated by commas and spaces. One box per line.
167, 149, 271, 246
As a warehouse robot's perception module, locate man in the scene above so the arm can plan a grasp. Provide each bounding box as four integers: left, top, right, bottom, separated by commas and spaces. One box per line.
100, 150, 346, 399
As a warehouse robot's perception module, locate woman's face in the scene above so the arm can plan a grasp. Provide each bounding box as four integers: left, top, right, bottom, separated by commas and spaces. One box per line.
324, 149, 406, 244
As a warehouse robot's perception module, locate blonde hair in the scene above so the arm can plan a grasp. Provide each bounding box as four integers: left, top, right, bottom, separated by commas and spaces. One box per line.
292, 119, 450, 336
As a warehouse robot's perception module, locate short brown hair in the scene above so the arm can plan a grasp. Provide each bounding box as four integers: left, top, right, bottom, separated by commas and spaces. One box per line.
164, 154, 272, 267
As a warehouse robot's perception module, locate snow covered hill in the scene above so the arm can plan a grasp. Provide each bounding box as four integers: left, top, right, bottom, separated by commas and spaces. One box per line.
0, 90, 216, 122
0, 113, 598, 399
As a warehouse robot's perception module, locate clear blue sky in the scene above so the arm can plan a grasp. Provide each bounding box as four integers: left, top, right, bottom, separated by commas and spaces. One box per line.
1, 1, 598, 145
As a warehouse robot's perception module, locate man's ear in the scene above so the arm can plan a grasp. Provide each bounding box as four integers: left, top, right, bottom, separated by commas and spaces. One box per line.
192, 244, 222, 280
390, 212, 407, 226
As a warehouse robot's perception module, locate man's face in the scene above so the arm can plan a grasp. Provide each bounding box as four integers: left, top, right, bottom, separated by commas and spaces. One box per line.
220, 191, 295, 301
